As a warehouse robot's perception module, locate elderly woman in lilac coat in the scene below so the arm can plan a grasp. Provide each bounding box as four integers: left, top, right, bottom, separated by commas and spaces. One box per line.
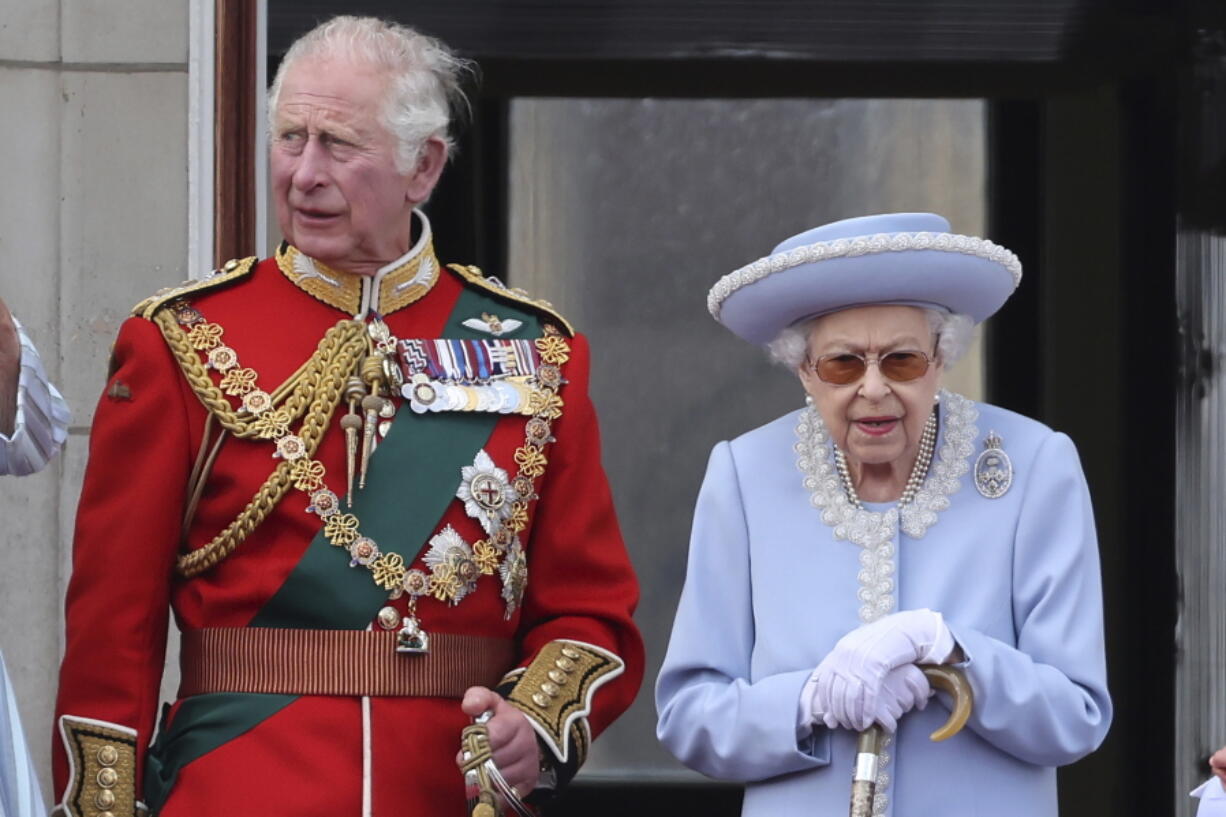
655, 213, 1112, 817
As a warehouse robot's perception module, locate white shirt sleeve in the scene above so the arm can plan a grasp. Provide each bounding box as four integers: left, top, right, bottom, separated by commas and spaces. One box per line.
0, 317, 70, 476
0, 651, 46, 817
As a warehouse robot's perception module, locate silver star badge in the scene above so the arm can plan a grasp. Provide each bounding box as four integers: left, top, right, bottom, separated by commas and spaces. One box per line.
457, 449, 516, 534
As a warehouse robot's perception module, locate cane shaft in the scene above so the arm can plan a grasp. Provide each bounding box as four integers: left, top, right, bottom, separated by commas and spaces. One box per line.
846, 666, 973, 816
849, 724, 884, 817
850, 781, 875, 817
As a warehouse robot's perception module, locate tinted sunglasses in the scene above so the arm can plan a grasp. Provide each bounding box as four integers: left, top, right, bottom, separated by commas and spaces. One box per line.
809, 350, 934, 385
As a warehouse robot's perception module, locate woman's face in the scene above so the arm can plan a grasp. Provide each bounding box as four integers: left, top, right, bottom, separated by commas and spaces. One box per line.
798, 305, 943, 470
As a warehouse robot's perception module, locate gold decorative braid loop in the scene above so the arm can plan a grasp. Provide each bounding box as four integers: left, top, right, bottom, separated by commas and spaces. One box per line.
154, 311, 366, 439
161, 313, 368, 577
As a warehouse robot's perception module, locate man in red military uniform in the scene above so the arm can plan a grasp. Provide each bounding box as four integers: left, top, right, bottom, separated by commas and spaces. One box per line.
52, 15, 642, 817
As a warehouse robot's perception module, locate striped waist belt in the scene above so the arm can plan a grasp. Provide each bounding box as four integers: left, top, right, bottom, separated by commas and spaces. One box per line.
179, 628, 517, 699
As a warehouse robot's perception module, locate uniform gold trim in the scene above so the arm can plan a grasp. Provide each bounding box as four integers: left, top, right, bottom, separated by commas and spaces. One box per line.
505, 640, 623, 764
275, 244, 363, 313
275, 242, 440, 316
379, 249, 439, 313
152, 309, 368, 577
57, 716, 138, 817
446, 264, 575, 337
132, 257, 258, 319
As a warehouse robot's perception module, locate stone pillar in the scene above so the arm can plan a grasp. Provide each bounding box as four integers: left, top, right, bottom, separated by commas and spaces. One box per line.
0, 0, 190, 802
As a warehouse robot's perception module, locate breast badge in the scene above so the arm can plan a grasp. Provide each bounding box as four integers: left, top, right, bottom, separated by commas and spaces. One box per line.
974, 430, 1013, 499
458, 450, 517, 534
462, 312, 523, 337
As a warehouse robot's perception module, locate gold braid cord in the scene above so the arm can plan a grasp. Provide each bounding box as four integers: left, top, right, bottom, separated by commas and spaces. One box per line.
152, 307, 368, 577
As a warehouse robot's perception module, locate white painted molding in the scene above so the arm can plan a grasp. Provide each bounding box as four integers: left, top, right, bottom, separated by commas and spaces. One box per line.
187, 0, 216, 280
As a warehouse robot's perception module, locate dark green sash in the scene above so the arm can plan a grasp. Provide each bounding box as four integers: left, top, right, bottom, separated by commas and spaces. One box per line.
144, 285, 542, 812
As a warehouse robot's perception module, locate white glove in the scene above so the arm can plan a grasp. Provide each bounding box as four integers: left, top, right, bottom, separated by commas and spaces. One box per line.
869, 663, 933, 732
802, 662, 933, 733
810, 609, 954, 731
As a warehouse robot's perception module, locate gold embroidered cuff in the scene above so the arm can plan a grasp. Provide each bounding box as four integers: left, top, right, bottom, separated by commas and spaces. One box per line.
58, 715, 138, 817
503, 640, 624, 764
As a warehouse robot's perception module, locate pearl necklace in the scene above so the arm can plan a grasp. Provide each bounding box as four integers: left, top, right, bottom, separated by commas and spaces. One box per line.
834, 409, 938, 509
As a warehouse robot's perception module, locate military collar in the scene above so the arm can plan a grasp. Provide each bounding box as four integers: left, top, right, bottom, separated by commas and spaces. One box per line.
275, 210, 441, 317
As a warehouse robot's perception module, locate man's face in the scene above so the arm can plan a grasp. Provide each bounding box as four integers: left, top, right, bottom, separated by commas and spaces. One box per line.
270, 56, 426, 275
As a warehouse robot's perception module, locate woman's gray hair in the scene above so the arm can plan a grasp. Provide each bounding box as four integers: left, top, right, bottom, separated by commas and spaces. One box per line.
267, 16, 474, 172
766, 307, 975, 370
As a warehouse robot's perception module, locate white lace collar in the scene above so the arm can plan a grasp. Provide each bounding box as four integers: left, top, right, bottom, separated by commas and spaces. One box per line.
794, 389, 979, 623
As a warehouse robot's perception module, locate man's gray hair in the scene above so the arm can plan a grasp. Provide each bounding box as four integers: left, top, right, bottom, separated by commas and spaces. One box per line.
766, 308, 976, 370
267, 16, 473, 172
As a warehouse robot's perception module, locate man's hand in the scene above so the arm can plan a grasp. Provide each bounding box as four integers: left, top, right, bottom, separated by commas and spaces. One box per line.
0, 297, 20, 436
457, 686, 541, 797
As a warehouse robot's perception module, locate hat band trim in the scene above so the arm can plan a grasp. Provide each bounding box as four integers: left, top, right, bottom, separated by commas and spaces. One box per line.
708, 231, 1022, 319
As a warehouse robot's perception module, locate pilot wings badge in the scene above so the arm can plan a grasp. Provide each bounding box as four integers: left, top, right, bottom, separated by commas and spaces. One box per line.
462, 312, 523, 337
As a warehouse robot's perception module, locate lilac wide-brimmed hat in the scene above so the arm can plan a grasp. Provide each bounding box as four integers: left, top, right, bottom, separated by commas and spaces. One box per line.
707, 212, 1022, 345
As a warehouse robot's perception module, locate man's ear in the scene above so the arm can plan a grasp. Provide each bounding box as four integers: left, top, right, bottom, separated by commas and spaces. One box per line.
405, 136, 448, 205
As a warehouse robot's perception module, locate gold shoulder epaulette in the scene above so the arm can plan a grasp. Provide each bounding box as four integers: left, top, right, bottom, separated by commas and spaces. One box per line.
446, 263, 575, 336
132, 256, 258, 320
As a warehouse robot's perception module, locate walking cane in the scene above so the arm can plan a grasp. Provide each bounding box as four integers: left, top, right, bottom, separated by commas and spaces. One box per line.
849, 665, 973, 817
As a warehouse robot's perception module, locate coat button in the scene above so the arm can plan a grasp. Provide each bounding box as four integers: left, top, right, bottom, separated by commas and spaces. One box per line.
377, 606, 401, 630
96, 745, 119, 766
97, 768, 118, 788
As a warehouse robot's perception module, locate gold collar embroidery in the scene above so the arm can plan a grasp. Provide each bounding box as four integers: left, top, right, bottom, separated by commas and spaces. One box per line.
276, 228, 440, 317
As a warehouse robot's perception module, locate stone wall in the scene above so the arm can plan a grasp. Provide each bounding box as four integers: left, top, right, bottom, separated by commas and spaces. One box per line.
0, 0, 190, 802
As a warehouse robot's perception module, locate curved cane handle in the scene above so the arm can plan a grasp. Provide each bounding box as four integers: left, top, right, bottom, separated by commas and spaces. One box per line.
921, 664, 973, 741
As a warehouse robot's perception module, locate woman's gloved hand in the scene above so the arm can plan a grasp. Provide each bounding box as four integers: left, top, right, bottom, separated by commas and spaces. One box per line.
803, 662, 933, 733
808, 609, 954, 731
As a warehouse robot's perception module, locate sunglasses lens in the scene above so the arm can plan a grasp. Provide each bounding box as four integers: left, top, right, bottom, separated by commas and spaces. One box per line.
879, 352, 929, 382
816, 354, 867, 385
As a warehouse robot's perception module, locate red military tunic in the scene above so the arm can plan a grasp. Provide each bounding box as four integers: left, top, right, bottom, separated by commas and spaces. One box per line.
53, 217, 643, 816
